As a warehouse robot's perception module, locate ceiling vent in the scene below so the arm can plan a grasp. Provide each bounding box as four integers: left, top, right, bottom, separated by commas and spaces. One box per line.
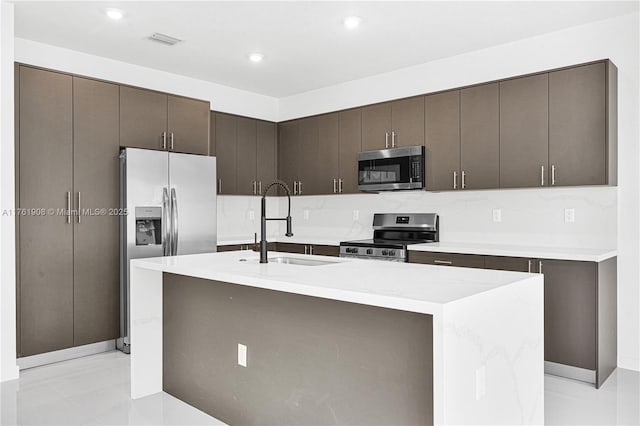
149, 33, 182, 46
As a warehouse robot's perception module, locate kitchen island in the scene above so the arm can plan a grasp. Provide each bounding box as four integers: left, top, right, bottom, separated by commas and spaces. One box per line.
130, 250, 544, 425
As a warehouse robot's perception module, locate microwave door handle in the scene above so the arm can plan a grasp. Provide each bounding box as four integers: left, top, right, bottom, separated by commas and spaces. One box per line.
171, 188, 179, 255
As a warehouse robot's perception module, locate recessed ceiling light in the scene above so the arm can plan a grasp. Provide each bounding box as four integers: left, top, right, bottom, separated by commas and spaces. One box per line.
106, 8, 123, 20
248, 53, 264, 63
343, 16, 361, 29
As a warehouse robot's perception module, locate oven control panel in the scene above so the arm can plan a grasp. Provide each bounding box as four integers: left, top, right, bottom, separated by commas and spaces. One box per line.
339, 245, 406, 262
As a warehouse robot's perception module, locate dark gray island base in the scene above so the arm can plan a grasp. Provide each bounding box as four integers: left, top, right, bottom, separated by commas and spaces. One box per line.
162, 272, 434, 425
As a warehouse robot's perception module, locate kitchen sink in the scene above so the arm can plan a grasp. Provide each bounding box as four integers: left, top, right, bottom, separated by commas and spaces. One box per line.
241, 257, 340, 266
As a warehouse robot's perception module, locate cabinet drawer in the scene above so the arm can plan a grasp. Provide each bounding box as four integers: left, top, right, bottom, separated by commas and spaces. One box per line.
484, 255, 533, 272
274, 242, 307, 254
310, 245, 339, 257
408, 251, 485, 269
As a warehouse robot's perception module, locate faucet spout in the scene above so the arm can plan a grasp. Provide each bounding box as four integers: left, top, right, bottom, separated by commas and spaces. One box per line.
260, 180, 294, 263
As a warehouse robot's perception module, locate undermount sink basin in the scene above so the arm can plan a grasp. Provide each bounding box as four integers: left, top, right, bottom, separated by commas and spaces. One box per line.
240, 256, 339, 266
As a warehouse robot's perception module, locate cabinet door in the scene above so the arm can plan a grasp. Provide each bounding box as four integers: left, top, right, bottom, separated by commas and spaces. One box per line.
209, 111, 216, 156
425, 90, 460, 191
311, 245, 340, 257
297, 117, 319, 195
361, 102, 392, 151
338, 108, 362, 194
542, 259, 597, 370
317, 113, 340, 194
256, 121, 277, 194
484, 256, 532, 273
120, 86, 167, 150
215, 113, 237, 194
278, 121, 300, 193
549, 63, 606, 186
72, 77, 120, 346
167, 95, 210, 155
407, 251, 485, 269
235, 117, 257, 195
217, 244, 244, 252
460, 83, 500, 189
274, 242, 307, 254
18, 66, 74, 356
500, 74, 549, 188
391, 96, 425, 148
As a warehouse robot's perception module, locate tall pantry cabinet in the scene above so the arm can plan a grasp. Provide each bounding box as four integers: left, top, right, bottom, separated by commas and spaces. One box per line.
16, 65, 120, 357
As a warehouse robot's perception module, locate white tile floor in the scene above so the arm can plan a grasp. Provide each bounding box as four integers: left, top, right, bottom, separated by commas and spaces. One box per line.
1, 351, 638, 425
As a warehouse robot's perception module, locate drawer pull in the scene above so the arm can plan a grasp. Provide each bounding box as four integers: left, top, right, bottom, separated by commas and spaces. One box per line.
434, 260, 452, 265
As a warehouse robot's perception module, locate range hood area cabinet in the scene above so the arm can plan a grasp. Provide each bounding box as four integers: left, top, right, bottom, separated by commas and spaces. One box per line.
210, 111, 277, 195
120, 85, 210, 155
16, 65, 120, 357
425, 60, 617, 191
361, 96, 425, 151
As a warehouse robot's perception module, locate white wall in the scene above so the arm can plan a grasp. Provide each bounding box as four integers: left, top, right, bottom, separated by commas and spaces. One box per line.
14, 38, 279, 121
278, 12, 640, 371
0, 1, 19, 383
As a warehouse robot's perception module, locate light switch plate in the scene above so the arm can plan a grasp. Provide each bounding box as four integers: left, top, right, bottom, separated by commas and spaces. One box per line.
238, 344, 247, 367
248, 210, 255, 221
492, 209, 502, 223
475, 365, 486, 400
303, 209, 310, 220
353, 210, 359, 221
564, 208, 575, 223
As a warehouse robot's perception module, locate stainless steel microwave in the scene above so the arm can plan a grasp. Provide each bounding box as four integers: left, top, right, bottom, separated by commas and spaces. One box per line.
358, 145, 425, 191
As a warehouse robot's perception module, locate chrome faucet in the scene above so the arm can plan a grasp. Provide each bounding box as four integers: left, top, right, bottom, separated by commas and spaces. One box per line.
260, 180, 293, 263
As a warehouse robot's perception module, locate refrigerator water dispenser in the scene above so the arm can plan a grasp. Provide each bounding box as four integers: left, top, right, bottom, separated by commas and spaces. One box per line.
135, 206, 162, 245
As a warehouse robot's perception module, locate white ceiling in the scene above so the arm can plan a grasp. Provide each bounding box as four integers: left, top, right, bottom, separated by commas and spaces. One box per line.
14, 1, 639, 98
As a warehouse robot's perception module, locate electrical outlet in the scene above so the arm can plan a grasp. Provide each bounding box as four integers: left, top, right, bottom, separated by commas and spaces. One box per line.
248, 210, 255, 221
564, 208, 575, 223
303, 209, 310, 220
475, 365, 486, 400
237, 344, 247, 367
353, 210, 359, 221
492, 209, 502, 223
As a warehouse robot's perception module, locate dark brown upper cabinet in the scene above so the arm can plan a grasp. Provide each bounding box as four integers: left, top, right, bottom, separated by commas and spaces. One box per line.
317, 112, 340, 195
120, 86, 209, 155
549, 62, 616, 186
214, 112, 237, 194
499, 73, 549, 188
278, 120, 300, 195
209, 111, 216, 156
425, 90, 460, 191
338, 108, 362, 194
235, 116, 258, 195
362, 97, 425, 151
460, 83, 500, 190
297, 116, 320, 195
212, 112, 278, 195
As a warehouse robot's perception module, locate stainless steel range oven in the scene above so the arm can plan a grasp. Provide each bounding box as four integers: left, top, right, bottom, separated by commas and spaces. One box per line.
358, 146, 425, 191
339, 213, 439, 262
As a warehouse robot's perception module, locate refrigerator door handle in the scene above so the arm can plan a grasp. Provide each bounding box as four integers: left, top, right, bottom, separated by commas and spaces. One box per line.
162, 187, 170, 256
171, 187, 179, 255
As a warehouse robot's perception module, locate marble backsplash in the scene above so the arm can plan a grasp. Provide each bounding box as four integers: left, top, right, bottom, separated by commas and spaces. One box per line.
218, 186, 617, 249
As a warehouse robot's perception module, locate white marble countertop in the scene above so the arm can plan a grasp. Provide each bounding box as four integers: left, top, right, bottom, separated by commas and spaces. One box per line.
407, 241, 617, 262
131, 250, 538, 315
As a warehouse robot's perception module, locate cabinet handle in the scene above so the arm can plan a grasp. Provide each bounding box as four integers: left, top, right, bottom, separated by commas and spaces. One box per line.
434, 260, 452, 265
298, 181, 303, 195
293, 181, 298, 195
66, 191, 71, 224
339, 178, 343, 193
385, 132, 389, 148
538, 260, 543, 274
453, 171, 457, 189
258, 181, 262, 195
540, 165, 545, 186
461, 171, 466, 189
528, 259, 532, 273
333, 178, 337, 193
218, 179, 222, 194
304, 245, 308, 255
551, 165, 556, 186
309, 245, 314, 255
161, 131, 167, 150
391, 131, 396, 148
77, 192, 81, 224
252, 181, 257, 195
170, 132, 174, 150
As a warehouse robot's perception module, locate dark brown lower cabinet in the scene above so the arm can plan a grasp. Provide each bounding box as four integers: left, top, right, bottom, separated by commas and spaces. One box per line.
407, 251, 485, 269
275, 242, 339, 257
484, 255, 532, 272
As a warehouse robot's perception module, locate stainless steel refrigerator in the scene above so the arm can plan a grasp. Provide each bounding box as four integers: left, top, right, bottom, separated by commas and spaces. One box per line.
118, 148, 217, 353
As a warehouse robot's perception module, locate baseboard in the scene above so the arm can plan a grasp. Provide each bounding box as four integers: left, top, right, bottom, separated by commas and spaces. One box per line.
545, 360, 596, 384
618, 356, 640, 372
17, 340, 116, 370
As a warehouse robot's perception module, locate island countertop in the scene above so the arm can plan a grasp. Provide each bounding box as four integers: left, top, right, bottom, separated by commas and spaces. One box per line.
131, 250, 539, 315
